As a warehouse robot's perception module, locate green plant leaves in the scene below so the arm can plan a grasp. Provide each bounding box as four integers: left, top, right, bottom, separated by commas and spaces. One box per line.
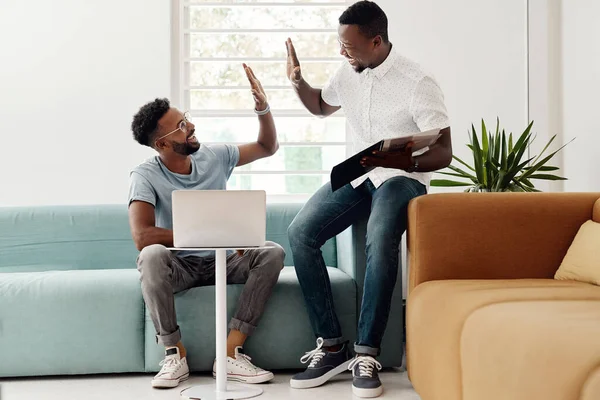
447, 165, 478, 182
527, 174, 567, 180
452, 155, 475, 172
501, 131, 507, 170
471, 123, 485, 185
516, 138, 575, 183
524, 166, 559, 172
432, 119, 572, 192
430, 179, 472, 187
481, 119, 489, 156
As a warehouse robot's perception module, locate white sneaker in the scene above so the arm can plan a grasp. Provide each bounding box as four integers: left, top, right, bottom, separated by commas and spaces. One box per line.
151, 347, 190, 388
213, 346, 274, 384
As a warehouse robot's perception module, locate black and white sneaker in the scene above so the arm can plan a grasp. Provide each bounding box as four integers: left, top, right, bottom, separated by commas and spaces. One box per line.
349, 355, 383, 398
290, 338, 352, 389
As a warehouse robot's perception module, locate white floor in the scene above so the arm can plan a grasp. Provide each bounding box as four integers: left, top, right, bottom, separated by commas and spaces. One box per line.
2, 370, 420, 400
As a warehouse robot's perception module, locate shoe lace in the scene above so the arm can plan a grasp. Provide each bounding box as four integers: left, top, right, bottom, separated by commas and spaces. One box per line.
159, 356, 181, 372
235, 353, 259, 372
348, 356, 382, 378
300, 337, 326, 368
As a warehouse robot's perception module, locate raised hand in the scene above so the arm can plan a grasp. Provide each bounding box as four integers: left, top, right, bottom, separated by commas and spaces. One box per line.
286, 38, 302, 86
243, 63, 268, 111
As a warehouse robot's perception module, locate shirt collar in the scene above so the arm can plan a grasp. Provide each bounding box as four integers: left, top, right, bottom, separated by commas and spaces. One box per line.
369, 44, 397, 79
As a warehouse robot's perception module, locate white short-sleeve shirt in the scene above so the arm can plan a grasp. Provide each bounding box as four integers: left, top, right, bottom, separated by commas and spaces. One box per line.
321, 46, 450, 189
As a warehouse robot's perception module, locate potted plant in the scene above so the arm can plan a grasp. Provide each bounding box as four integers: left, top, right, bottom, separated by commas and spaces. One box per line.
430, 119, 573, 192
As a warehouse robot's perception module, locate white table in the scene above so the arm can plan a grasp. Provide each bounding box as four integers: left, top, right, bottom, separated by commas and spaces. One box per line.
168, 247, 269, 400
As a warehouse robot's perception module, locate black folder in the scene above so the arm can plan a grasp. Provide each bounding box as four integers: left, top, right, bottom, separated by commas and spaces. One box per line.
329, 129, 442, 192
330, 141, 382, 192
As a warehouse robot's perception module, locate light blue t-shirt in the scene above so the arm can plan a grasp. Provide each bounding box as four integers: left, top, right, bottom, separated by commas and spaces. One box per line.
128, 144, 240, 258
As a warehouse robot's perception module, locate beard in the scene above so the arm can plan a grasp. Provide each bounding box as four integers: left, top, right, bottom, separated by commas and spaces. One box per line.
349, 59, 367, 73
172, 139, 200, 156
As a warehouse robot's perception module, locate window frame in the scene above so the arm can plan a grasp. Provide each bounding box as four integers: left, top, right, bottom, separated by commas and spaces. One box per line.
171, 0, 352, 199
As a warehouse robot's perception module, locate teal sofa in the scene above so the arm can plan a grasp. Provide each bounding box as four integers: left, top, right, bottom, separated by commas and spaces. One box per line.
0, 203, 404, 377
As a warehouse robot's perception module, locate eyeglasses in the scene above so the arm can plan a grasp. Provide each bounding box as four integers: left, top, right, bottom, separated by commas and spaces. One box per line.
155, 111, 193, 143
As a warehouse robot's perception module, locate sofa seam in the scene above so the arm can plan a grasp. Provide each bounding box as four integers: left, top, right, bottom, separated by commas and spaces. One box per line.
578, 362, 600, 399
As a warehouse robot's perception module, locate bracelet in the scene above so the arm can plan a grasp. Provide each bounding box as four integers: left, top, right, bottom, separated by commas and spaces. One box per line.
254, 104, 270, 116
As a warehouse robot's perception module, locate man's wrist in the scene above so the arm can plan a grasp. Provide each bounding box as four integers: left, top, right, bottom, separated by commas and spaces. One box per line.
254, 103, 270, 115
292, 78, 305, 89
406, 156, 418, 173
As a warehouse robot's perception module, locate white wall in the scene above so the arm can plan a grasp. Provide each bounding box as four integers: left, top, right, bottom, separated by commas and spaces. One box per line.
528, 0, 600, 193
0, 0, 170, 206
378, 0, 528, 196
560, 0, 600, 192
528, 0, 562, 192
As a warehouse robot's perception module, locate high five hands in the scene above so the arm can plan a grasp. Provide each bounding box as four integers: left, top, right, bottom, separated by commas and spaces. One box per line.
243, 63, 268, 111
286, 39, 302, 86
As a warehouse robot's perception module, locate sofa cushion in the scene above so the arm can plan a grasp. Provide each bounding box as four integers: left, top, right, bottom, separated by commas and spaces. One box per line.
555, 220, 600, 285
461, 300, 600, 400
407, 279, 600, 400
0, 203, 338, 273
144, 267, 357, 371
0, 205, 137, 273
0, 269, 145, 377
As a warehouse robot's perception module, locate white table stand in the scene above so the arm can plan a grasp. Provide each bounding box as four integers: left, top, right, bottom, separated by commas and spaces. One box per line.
169, 247, 270, 400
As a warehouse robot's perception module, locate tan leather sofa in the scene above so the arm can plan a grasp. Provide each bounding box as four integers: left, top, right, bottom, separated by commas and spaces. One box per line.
406, 193, 600, 400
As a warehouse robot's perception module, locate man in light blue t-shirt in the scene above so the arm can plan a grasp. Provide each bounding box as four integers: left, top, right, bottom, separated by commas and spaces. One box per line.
128, 65, 285, 389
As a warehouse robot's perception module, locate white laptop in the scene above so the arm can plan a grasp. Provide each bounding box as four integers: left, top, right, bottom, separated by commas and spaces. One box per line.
171, 190, 266, 249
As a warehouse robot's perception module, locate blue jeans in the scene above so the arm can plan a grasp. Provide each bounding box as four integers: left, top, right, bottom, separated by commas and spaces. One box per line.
288, 176, 427, 357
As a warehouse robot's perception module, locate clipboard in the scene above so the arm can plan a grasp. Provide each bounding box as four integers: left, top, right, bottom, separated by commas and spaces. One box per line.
330, 128, 442, 192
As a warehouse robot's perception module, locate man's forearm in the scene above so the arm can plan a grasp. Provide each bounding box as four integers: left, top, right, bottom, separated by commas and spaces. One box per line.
256, 110, 278, 154
413, 141, 452, 172
292, 79, 324, 116
413, 148, 451, 172
413, 128, 453, 172
134, 227, 173, 250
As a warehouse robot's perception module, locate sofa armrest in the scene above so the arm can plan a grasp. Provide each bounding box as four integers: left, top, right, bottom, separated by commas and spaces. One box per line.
407, 192, 600, 292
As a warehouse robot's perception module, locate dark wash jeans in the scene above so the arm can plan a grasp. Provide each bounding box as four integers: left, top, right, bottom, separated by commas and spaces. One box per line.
288, 176, 426, 356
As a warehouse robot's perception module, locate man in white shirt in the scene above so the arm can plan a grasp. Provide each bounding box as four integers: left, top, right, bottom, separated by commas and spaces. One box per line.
286, 1, 452, 397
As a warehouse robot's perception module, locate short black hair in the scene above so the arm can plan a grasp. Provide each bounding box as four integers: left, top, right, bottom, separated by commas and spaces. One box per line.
131, 98, 171, 147
339, 1, 389, 43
